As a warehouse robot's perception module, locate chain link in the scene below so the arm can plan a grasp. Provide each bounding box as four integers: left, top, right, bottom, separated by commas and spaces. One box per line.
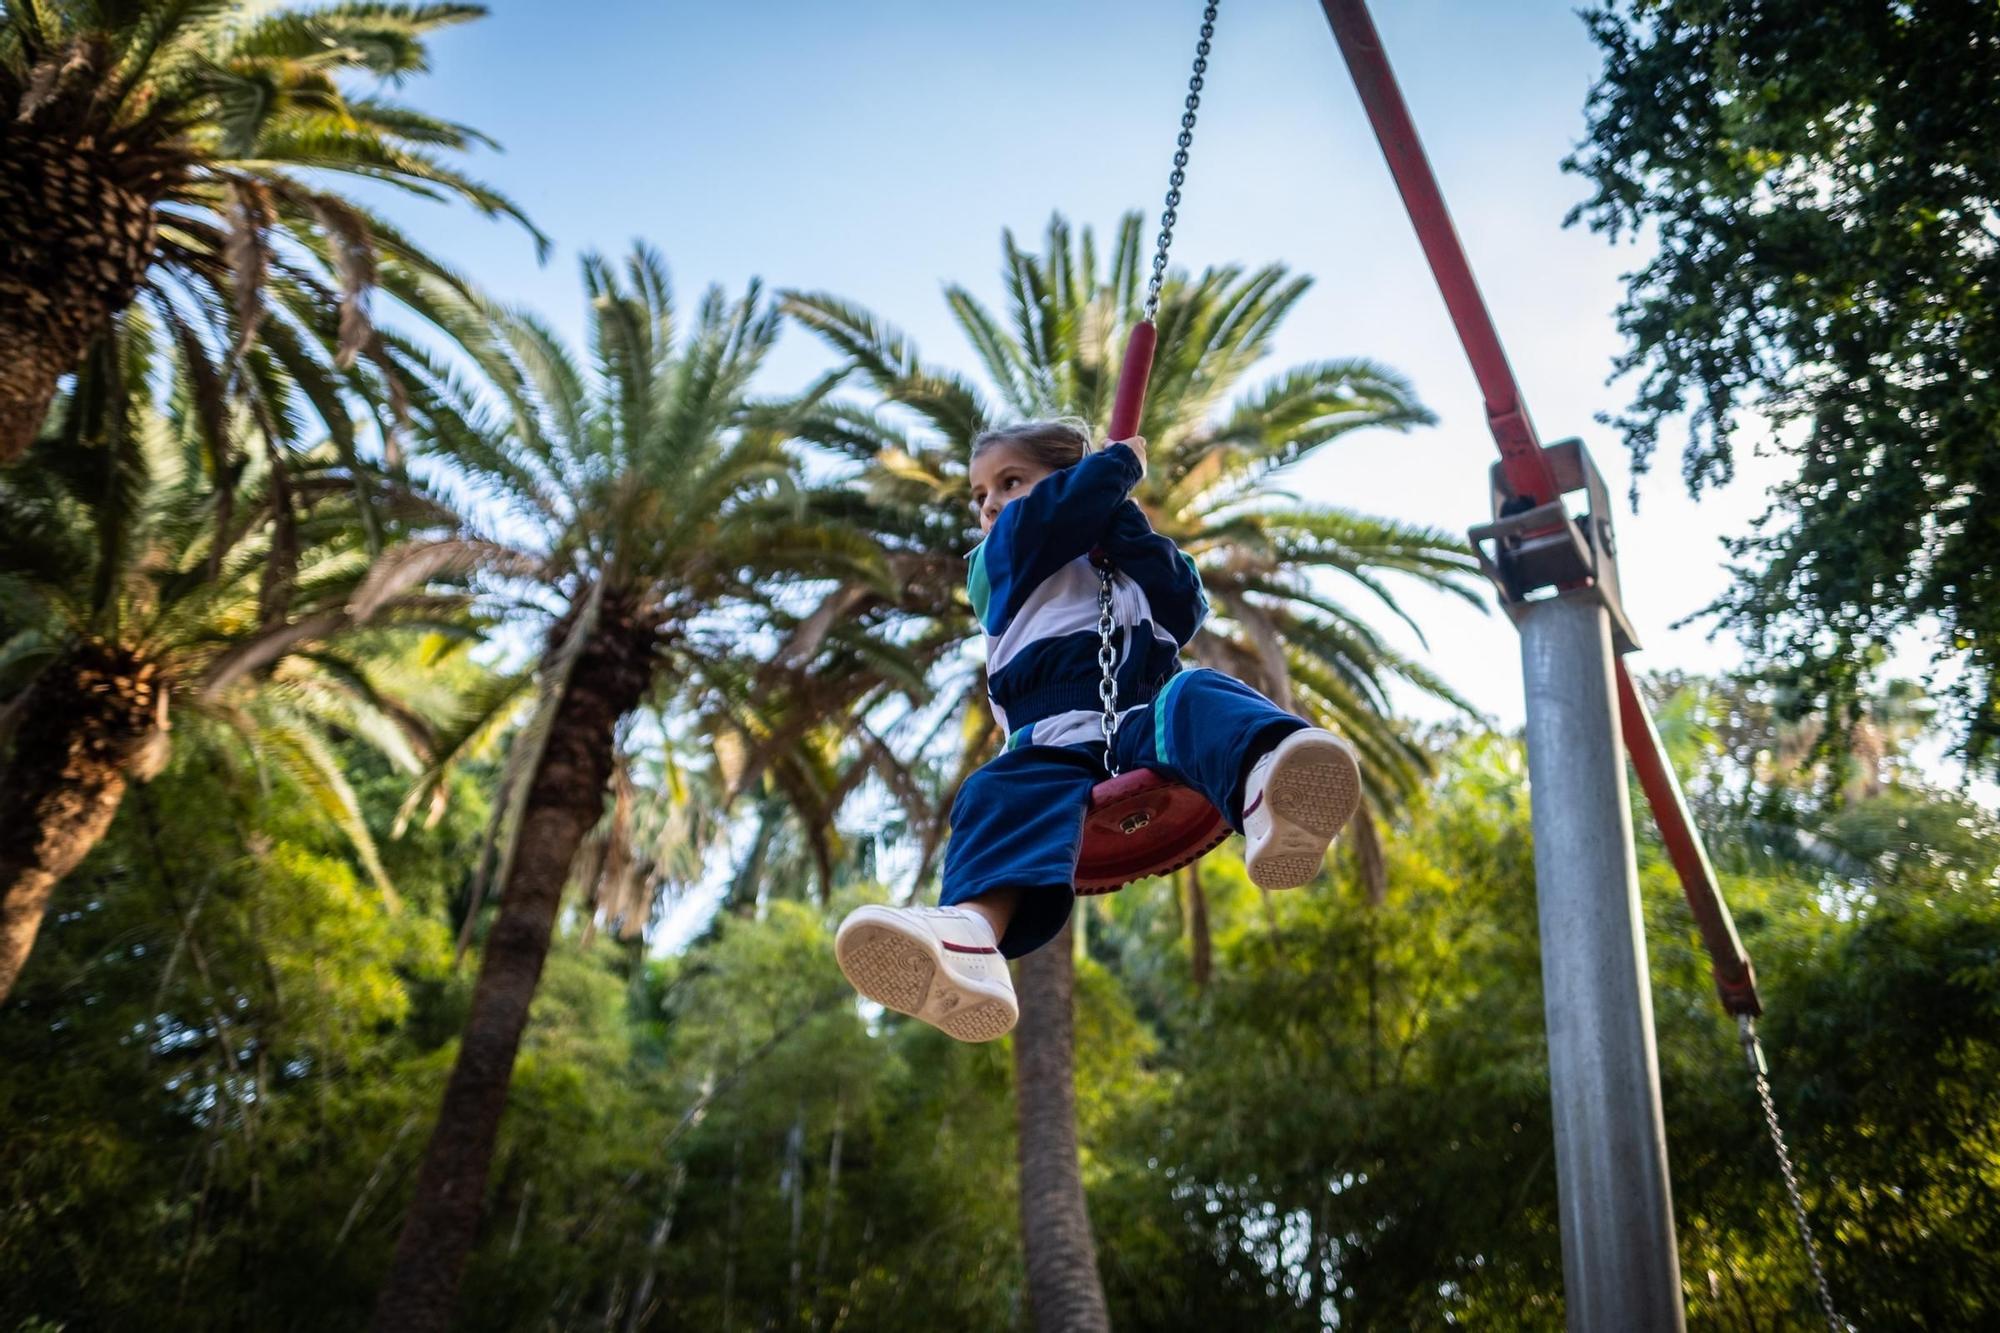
1114, 2, 1222, 759
1144, 1, 1221, 324
1096, 562, 1122, 774
1739, 1016, 1847, 1332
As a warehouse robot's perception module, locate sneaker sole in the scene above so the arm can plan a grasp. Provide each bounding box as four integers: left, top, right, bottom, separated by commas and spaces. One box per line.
835, 921, 935, 1013
932, 992, 1019, 1043
1246, 735, 1363, 890
834, 913, 1018, 1043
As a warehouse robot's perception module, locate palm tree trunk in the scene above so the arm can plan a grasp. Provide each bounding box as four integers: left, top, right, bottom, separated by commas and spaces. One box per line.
1182, 864, 1212, 991
0, 133, 158, 464
0, 644, 166, 1001
1349, 798, 1387, 906
1013, 917, 1111, 1333
370, 621, 654, 1333
0, 322, 84, 463
809, 1094, 845, 1333
726, 796, 782, 918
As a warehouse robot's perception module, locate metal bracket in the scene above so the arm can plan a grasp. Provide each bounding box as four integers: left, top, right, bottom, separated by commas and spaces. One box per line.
1468, 438, 1641, 655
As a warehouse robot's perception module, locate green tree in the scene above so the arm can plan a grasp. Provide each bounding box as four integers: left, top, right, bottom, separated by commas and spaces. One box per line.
1079, 703, 2000, 1330
693, 624, 936, 914
785, 211, 1480, 1328
0, 676, 487, 1331
0, 0, 542, 463
1088, 739, 1558, 1330
366, 247, 887, 1333
1638, 683, 2000, 1330
4, 667, 1992, 1329
1565, 0, 2000, 771
0, 316, 461, 1000
1645, 669, 1945, 880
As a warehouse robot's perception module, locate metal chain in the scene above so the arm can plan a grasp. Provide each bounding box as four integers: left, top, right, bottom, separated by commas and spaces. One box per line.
1739, 1016, 1847, 1332
1107, 3, 1221, 760
1144, 1, 1221, 323
1096, 563, 1122, 774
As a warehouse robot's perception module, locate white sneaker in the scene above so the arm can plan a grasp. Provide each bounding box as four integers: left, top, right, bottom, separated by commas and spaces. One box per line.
834, 904, 1019, 1043
1241, 728, 1362, 889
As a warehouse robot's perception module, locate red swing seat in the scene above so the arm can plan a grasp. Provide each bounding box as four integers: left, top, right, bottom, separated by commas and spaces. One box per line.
1074, 767, 1231, 895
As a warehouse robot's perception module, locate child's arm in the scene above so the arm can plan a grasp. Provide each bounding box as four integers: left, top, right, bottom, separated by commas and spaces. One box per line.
1100, 500, 1209, 647
968, 442, 1144, 634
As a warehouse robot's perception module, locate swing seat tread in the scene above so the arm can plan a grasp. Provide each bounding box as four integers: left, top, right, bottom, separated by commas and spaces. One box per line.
1074, 767, 1230, 894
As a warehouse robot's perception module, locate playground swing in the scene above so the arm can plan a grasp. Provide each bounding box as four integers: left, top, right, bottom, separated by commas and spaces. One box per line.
1072, 2, 1850, 1328
1071, 2, 1234, 895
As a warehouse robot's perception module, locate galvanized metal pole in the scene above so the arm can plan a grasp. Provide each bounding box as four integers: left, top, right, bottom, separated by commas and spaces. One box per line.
1519, 592, 1685, 1333
1315, 4, 1718, 1320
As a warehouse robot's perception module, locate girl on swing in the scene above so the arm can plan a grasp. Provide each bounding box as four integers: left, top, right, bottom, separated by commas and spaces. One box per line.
834, 420, 1363, 1043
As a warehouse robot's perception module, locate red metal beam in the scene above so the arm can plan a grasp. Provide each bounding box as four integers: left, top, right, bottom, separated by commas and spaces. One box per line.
1617, 668, 1761, 1015
1317, 0, 1558, 510
1317, 0, 1761, 1015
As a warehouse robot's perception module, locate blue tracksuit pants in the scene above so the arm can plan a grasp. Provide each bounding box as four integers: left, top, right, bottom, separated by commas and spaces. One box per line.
940, 668, 1307, 959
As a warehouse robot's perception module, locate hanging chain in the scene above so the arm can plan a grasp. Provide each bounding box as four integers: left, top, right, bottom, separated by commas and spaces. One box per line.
1739, 1016, 1847, 1332
1096, 562, 1122, 774
1103, 0, 1220, 761
1144, 1, 1221, 324
1101, 2, 1218, 769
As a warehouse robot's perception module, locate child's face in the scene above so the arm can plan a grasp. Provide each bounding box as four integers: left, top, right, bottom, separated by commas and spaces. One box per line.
968, 443, 1055, 534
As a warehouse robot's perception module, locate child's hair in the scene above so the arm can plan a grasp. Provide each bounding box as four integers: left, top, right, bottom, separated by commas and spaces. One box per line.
970, 417, 1091, 471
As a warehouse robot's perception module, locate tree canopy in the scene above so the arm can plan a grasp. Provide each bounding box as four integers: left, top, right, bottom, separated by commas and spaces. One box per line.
5, 679, 1995, 1330
1565, 0, 2000, 773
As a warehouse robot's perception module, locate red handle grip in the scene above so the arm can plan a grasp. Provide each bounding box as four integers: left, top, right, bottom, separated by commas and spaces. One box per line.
1107, 321, 1157, 444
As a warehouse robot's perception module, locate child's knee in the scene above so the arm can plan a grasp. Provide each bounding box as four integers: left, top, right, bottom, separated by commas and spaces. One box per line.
1153, 669, 1301, 758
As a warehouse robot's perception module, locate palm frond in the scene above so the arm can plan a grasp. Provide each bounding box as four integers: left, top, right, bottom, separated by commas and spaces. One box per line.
780, 292, 991, 449
254, 707, 399, 902
345, 536, 541, 620
393, 663, 532, 835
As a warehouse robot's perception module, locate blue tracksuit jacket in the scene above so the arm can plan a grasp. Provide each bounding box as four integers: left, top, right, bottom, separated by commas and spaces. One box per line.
965, 442, 1208, 747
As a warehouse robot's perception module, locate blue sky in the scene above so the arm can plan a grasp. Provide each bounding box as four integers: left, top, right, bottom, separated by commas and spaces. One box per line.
375, 0, 1827, 728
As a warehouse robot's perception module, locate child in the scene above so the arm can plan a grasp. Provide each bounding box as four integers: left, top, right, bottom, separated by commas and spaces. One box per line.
834, 421, 1361, 1043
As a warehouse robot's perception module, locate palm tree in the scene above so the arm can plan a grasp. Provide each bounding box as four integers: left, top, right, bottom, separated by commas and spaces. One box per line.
0, 0, 542, 463
0, 311, 463, 1001
366, 247, 897, 1333
569, 745, 729, 950
695, 627, 944, 911
1646, 670, 1948, 880
783, 212, 1482, 1326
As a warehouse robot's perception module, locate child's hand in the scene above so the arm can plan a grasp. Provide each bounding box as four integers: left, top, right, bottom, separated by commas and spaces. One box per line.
1111, 434, 1148, 479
